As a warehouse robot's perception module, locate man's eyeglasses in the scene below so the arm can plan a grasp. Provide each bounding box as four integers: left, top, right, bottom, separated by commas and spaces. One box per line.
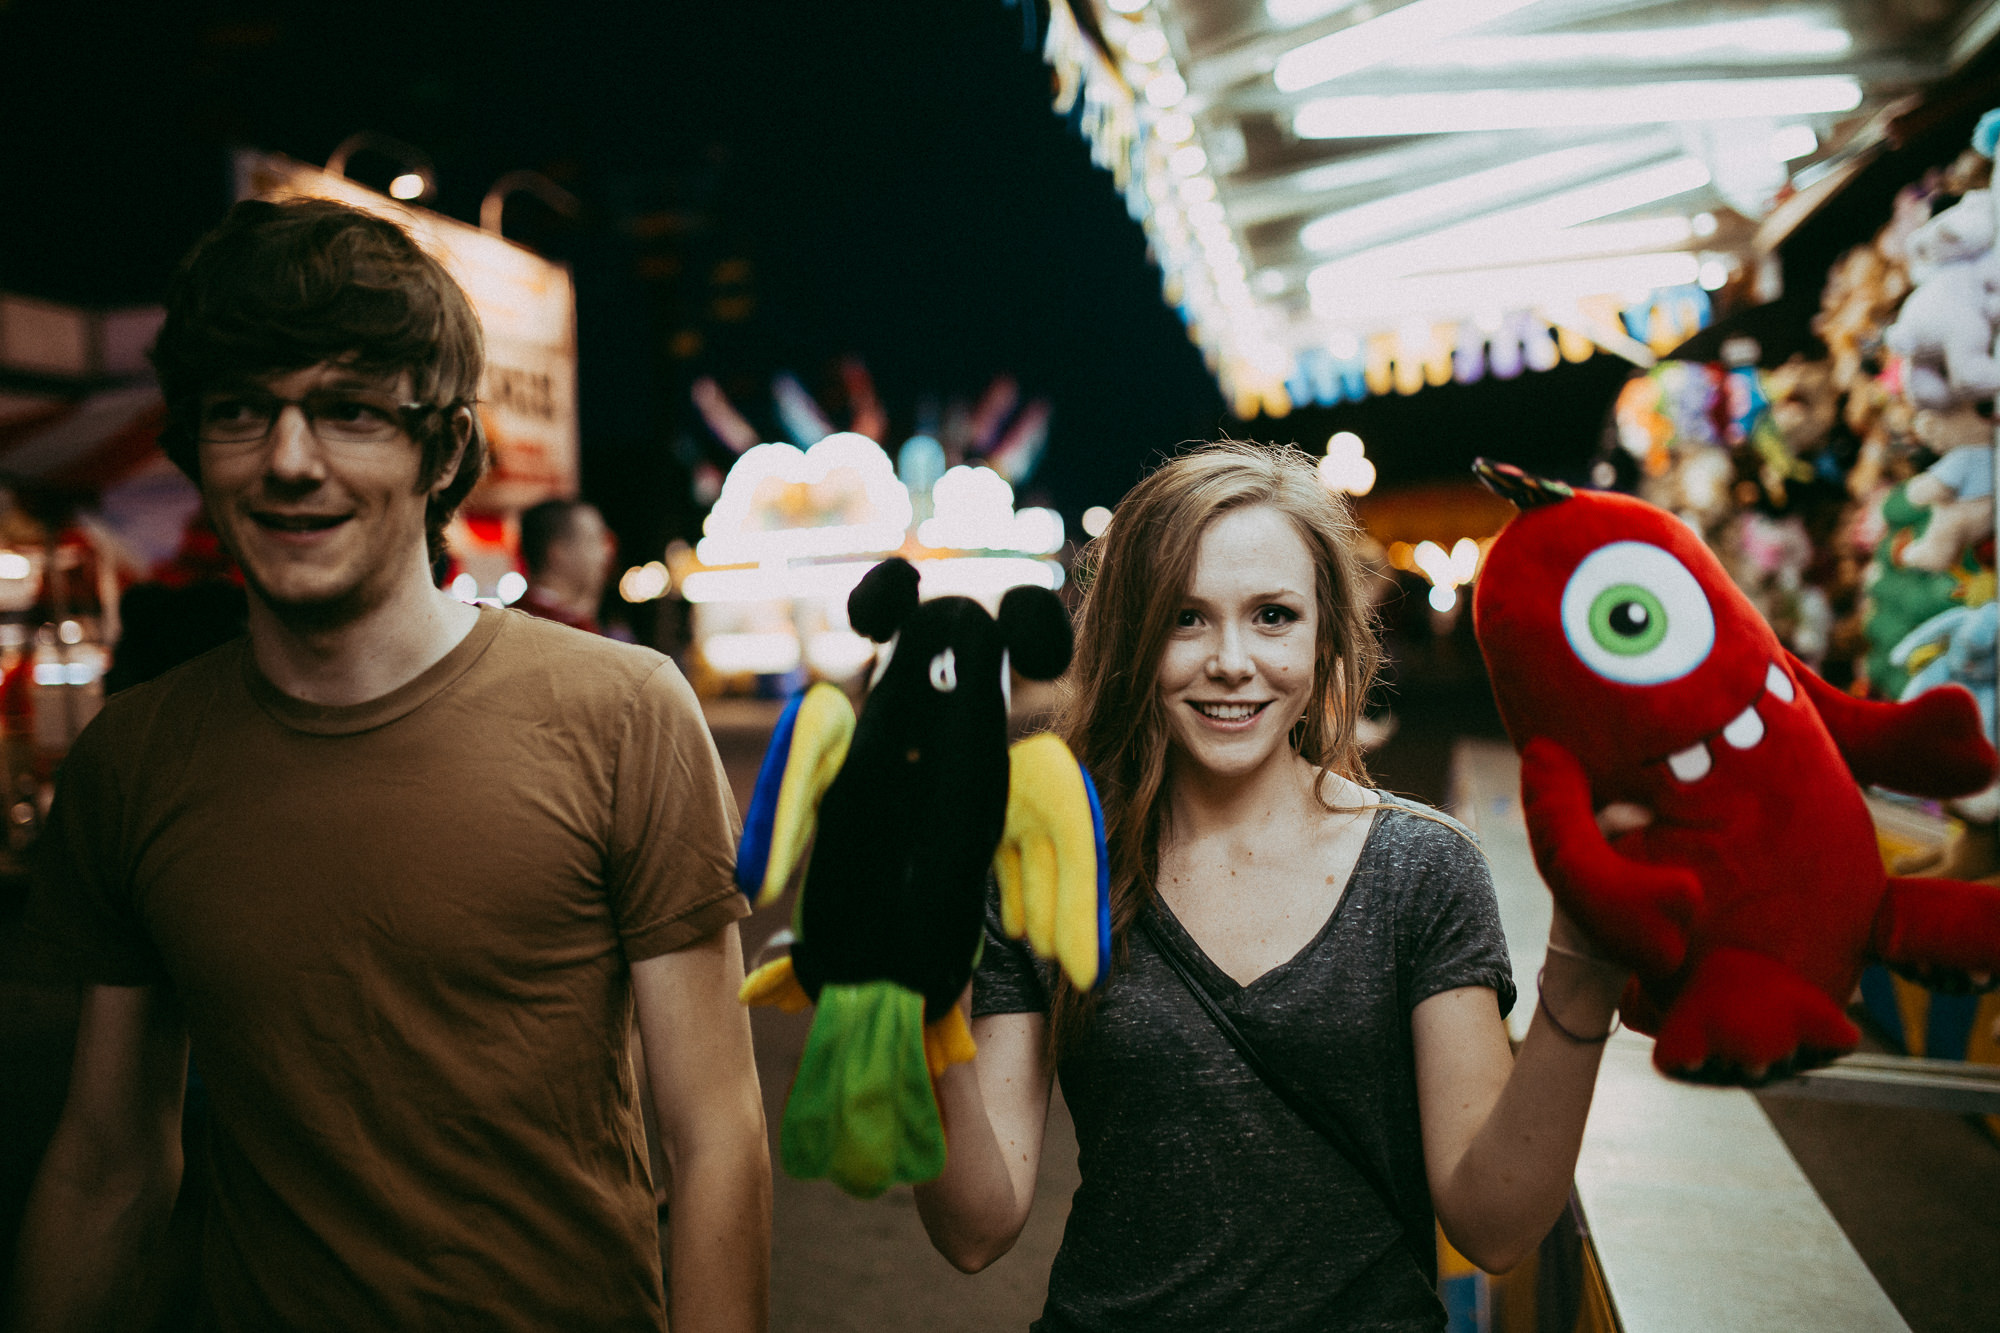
195, 390, 442, 449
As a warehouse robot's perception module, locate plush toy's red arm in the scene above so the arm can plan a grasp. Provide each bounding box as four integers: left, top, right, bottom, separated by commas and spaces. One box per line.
1872, 875, 2000, 976
1789, 652, 1998, 798
1519, 736, 1701, 978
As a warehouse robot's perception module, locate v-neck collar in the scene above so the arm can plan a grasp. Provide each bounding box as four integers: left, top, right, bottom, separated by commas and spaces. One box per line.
1147, 798, 1388, 1002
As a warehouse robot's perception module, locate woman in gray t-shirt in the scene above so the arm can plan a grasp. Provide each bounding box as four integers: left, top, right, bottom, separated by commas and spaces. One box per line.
914, 443, 1628, 1331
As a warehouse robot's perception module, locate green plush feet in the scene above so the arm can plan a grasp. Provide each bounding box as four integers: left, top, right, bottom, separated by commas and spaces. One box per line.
780, 980, 944, 1198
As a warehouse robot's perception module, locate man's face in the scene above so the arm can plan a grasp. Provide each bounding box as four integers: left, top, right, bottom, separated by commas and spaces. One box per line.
196, 361, 453, 623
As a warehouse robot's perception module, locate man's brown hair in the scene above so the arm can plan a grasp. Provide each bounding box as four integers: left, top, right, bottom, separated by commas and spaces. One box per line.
150, 196, 486, 561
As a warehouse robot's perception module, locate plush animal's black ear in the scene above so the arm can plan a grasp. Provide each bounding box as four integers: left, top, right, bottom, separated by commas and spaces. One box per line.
849, 557, 921, 642
998, 585, 1073, 681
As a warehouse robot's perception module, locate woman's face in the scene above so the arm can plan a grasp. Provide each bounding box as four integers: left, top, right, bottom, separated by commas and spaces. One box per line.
1156, 504, 1321, 786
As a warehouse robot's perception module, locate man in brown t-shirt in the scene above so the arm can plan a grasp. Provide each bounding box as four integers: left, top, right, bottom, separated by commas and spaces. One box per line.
9, 198, 770, 1331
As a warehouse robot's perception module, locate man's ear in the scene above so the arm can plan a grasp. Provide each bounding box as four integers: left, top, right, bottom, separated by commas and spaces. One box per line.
849, 557, 921, 642
426, 406, 474, 497
998, 585, 1072, 681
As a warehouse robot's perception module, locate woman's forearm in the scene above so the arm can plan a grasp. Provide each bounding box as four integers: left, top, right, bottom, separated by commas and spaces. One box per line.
913, 1011, 1050, 1273
1433, 953, 1626, 1273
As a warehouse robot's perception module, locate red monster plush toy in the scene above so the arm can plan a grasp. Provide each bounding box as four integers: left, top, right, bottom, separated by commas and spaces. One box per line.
1471, 460, 2000, 1084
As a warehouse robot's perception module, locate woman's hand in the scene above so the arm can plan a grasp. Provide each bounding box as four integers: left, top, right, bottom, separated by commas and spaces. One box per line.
1540, 904, 1631, 1045
912, 993, 1055, 1273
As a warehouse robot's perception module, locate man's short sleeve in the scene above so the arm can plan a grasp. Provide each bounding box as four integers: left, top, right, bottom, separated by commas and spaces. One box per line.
22, 715, 165, 985
605, 661, 748, 960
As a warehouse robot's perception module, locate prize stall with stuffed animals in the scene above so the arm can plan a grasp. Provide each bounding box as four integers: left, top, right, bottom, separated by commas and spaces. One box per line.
1601, 97, 2000, 1102
1024, 1, 2000, 1329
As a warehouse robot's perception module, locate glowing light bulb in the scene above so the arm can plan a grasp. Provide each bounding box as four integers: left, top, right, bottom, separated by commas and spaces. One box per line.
1770, 124, 1818, 162
1146, 71, 1188, 109
1127, 29, 1169, 63
1179, 175, 1218, 203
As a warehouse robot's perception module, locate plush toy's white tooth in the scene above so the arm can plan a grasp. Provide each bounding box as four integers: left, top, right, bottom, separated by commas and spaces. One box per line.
1667, 742, 1712, 783
1722, 704, 1765, 750
1765, 661, 1795, 703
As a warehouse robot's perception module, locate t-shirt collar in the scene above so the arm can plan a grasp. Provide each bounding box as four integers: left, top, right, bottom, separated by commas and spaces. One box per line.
242, 605, 505, 736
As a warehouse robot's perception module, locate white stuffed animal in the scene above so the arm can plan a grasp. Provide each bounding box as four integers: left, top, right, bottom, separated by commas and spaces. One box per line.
1884, 188, 2000, 407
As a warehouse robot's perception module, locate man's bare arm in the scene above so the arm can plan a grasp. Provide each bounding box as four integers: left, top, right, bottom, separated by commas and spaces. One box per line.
632, 922, 770, 1333
9, 983, 188, 1333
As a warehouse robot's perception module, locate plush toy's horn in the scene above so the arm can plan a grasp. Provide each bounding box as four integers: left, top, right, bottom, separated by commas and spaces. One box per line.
1473, 458, 1574, 509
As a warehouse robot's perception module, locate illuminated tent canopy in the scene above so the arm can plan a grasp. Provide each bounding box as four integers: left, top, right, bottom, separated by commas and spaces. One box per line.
1044, 0, 1999, 414
676, 408, 1069, 682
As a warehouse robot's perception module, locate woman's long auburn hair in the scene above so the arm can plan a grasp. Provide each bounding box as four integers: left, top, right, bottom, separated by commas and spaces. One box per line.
1047, 441, 1384, 1054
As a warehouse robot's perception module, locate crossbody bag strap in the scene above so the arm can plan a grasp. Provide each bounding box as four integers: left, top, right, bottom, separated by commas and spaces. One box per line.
1138, 913, 1416, 1264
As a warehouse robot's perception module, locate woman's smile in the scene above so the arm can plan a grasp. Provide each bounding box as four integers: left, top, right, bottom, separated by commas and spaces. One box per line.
1188, 700, 1270, 726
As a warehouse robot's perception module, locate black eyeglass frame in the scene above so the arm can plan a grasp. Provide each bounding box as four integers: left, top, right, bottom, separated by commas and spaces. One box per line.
191, 390, 463, 447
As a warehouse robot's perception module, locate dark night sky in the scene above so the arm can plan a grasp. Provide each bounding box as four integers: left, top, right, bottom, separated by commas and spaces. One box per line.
0, 0, 1636, 557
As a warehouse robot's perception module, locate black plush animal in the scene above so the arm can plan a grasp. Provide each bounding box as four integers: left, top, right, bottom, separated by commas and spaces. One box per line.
737, 557, 1106, 1196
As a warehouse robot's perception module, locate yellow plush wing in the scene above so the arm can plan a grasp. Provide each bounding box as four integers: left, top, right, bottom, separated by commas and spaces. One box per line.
740, 954, 813, 1013
752, 682, 856, 909
993, 733, 1108, 991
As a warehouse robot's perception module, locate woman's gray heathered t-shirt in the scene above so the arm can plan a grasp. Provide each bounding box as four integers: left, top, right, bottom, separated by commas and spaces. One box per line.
974, 793, 1516, 1333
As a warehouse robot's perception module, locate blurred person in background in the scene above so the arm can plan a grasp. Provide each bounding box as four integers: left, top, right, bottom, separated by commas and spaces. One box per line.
103, 512, 248, 696
9, 197, 768, 1333
518, 497, 615, 634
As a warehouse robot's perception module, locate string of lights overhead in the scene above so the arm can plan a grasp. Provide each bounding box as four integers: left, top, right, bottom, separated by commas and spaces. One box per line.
1039, 0, 1996, 417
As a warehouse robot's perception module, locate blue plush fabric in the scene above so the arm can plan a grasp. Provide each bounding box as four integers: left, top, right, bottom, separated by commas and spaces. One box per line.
1081, 764, 1110, 988
734, 690, 803, 898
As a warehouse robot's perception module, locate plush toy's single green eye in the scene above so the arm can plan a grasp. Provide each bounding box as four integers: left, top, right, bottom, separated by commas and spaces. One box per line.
1560, 541, 1714, 685
1588, 584, 1668, 656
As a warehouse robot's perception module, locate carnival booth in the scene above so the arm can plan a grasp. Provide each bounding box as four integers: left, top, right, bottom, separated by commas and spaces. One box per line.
1031, 2, 2000, 1330
0, 296, 190, 855
1602, 101, 2000, 1100
668, 371, 1066, 696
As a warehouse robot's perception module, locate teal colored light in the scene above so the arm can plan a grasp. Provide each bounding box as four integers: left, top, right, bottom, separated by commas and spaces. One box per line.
898, 435, 947, 493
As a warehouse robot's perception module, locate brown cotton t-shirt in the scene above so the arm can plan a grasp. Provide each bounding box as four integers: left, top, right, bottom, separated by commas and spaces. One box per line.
27, 606, 748, 1331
